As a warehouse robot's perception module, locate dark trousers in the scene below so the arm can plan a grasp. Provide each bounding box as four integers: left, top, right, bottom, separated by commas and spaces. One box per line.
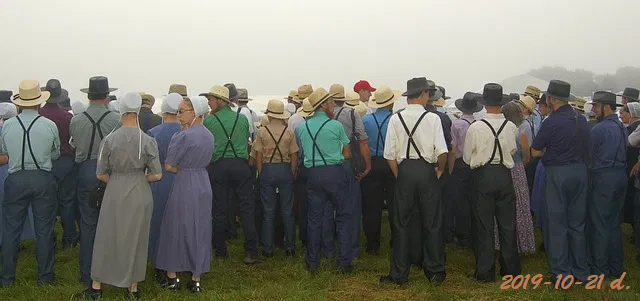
260, 163, 295, 253
306, 165, 353, 268
52, 155, 78, 244
226, 190, 238, 240
587, 168, 626, 277
440, 168, 454, 243
297, 166, 309, 246
389, 160, 445, 283
542, 163, 589, 282
526, 157, 540, 194
450, 158, 472, 246
471, 164, 520, 281
77, 160, 101, 285
634, 191, 640, 263
209, 158, 257, 256
361, 157, 394, 251
1, 170, 56, 286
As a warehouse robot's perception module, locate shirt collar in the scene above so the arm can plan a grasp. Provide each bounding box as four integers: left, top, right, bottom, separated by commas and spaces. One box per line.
312, 111, 329, 119
604, 114, 620, 122
19, 109, 39, 117
461, 114, 474, 120
88, 103, 109, 110
375, 108, 391, 114
483, 113, 504, 119
405, 104, 426, 112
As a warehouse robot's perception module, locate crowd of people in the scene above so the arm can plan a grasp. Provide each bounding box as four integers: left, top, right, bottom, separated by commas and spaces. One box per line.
0, 75, 639, 299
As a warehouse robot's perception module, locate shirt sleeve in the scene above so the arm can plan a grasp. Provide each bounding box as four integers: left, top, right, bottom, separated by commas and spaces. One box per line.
629, 124, 640, 147
383, 116, 398, 161
0, 125, 7, 155
165, 131, 187, 166
531, 117, 552, 151
450, 122, 459, 149
442, 116, 453, 150
353, 111, 368, 141
432, 116, 448, 157
50, 123, 61, 160
145, 138, 162, 174
463, 126, 475, 165
337, 123, 350, 146
96, 137, 110, 175
253, 128, 265, 153
287, 129, 299, 155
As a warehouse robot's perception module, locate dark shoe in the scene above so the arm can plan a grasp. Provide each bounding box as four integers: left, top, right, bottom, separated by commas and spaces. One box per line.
366, 248, 379, 255
338, 265, 354, 274
306, 262, 319, 274
155, 269, 168, 286
379, 275, 407, 285
75, 287, 102, 300
126, 288, 142, 300
243, 254, 262, 265
261, 251, 274, 259
285, 250, 295, 257
428, 274, 446, 286
163, 277, 180, 291
187, 280, 202, 293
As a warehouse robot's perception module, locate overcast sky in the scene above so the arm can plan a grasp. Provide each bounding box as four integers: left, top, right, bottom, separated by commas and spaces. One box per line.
0, 0, 638, 102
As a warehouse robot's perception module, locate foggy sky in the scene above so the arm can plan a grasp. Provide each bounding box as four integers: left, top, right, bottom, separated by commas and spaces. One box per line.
1, 0, 638, 102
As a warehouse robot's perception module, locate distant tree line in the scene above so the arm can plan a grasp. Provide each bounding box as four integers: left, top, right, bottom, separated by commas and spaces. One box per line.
528, 66, 640, 97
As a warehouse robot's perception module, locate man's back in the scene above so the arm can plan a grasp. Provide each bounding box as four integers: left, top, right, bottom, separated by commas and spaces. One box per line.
1, 110, 60, 173
39, 103, 73, 157
69, 103, 120, 163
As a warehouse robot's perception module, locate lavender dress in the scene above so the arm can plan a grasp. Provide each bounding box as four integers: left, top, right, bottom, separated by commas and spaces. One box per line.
155, 125, 214, 277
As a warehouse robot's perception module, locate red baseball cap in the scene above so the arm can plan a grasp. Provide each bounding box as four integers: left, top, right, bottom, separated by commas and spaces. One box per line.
353, 80, 376, 92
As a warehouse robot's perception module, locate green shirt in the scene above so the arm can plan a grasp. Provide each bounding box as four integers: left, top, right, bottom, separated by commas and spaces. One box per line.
299, 111, 350, 168
204, 105, 250, 162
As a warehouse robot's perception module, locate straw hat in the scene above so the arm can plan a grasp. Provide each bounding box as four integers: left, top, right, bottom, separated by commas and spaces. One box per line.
296, 98, 315, 118
515, 95, 537, 113
369, 86, 399, 109
329, 84, 346, 101
344, 92, 360, 107
523, 85, 541, 100
12, 80, 50, 107
433, 97, 446, 107
297, 84, 314, 100
570, 97, 587, 112
264, 99, 291, 119
168, 84, 188, 97
139, 93, 156, 107
202, 85, 230, 102
284, 90, 299, 102
308, 87, 338, 111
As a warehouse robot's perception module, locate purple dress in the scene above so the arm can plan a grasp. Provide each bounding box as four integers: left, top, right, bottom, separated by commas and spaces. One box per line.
154, 125, 215, 277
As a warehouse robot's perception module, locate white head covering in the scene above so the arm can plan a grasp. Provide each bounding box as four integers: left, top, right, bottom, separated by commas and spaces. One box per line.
285, 103, 296, 115
0, 103, 18, 120
118, 92, 142, 115
108, 100, 120, 113
71, 101, 87, 116
190, 96, 210, 117
161, 93, 182, 114
628, 102, 640, 118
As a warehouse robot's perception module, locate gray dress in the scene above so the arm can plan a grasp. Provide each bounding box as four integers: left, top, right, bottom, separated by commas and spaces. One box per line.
91, 127, 161, 288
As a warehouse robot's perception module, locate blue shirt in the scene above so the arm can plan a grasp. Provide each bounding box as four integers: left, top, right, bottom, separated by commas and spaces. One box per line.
532, 105, 590, 166
532, 108, 543, 131
362, 108, 392, 157
148, 122, 182, 167
299, 111, 350, 168
589, 114, 628, 171
514, 122, 533, 164
1, 110, 61, 174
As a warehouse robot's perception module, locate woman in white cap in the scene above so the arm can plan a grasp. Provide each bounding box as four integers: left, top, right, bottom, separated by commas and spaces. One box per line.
146, 93, 183, 286
155, 96, 214, 293
77, 92, 162, 300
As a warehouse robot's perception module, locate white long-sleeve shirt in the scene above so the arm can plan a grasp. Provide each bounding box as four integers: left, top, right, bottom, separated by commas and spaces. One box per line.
463, 113, 518, 169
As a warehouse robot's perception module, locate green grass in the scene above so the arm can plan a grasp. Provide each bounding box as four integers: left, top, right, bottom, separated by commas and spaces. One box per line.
1, 218, 640, 301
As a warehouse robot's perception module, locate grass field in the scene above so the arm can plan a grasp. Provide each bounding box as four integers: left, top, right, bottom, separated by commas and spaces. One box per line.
1, 219, 640, 301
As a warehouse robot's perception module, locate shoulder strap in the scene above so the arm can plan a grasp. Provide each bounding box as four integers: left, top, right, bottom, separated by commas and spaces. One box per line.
15, 115, 43, 170
306, 119, 331, 167
607, 118, 627, 168
336, 107, 346, 120
265, 125, 288, 163
462, 118, 472, 125
397, 111, 429, 161
479, 119, 508, 165
82, 111, 112, 163
214, 112, 240, 159
372, 113, 392, 157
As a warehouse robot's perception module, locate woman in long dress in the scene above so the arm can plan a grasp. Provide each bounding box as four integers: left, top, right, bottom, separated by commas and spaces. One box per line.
77, 92, 162, 299
146, 93, 182, 285
155, 96, 214, 293
494, 101, 536, 255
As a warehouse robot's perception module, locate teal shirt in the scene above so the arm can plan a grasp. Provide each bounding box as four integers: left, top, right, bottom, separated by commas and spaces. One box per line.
1, 109, 61, 174
299, 111, 350, 168
203, 105, 250, 162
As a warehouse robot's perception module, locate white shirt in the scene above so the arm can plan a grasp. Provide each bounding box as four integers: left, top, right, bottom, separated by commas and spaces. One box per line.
463, 113, 518, 169
231, 104, 256, 136
383, 104, 448, 164
288, 113, 305, 132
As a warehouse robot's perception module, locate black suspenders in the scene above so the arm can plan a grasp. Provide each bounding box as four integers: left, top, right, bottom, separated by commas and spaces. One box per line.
397, 111, 429, 161
83, 111, 112, 163
461, 118, 472, 125
213, 113, 241, 158
264, 125, 288, 163
479, 119, 509, 165
371, 113, 392, 157
306, 119, 332, 167
608, 118, 627, 168
15, 115, 43, 170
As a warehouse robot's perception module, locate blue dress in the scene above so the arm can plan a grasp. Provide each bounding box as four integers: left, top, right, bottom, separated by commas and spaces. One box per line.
147, 122, 181, 264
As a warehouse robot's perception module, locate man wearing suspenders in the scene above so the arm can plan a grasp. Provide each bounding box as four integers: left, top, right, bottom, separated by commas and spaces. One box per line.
587, 91, 628, 278
531, 80, 590, 283
326, 84, 371, 260
293, 98, 314, 248
449, 92, 482, 248
69, 76, 120, 286
361, 86, 398, 255
0, 80, 60, 287
203, 85, 261, 264
298, 88, 353, 274
254, 100, 299, 258
463, 83, 520, 282
380, 77, 448, 286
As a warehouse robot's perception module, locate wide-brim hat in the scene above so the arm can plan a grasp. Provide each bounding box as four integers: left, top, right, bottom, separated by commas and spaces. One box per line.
617, 87, 639, 102
201, 85, 230, 102
455, 92, 483, 113
0, 90, 12, 103
284, 90, 300, 103
44, 88, 68, 104
329, 84, 346, 101
478, 83, 510, 106
437, 86, 451, 100
41, 79, 68, 104
308, 87, 338, 111
588, 91, 622, 107
80, 76, 117, 94
515, 95, 537, 113
168, 84, 188, 97
12, 80, 50, 107
265, 99, 291, 119
297, 98, 315, 118
369, 86, 399, 109
543, 80, 572, 101
344, 92, 361, 107
522, 85, 541, 100
297, 84, 314, 100
237, 88, 253, 102
402, 77, 430, 97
